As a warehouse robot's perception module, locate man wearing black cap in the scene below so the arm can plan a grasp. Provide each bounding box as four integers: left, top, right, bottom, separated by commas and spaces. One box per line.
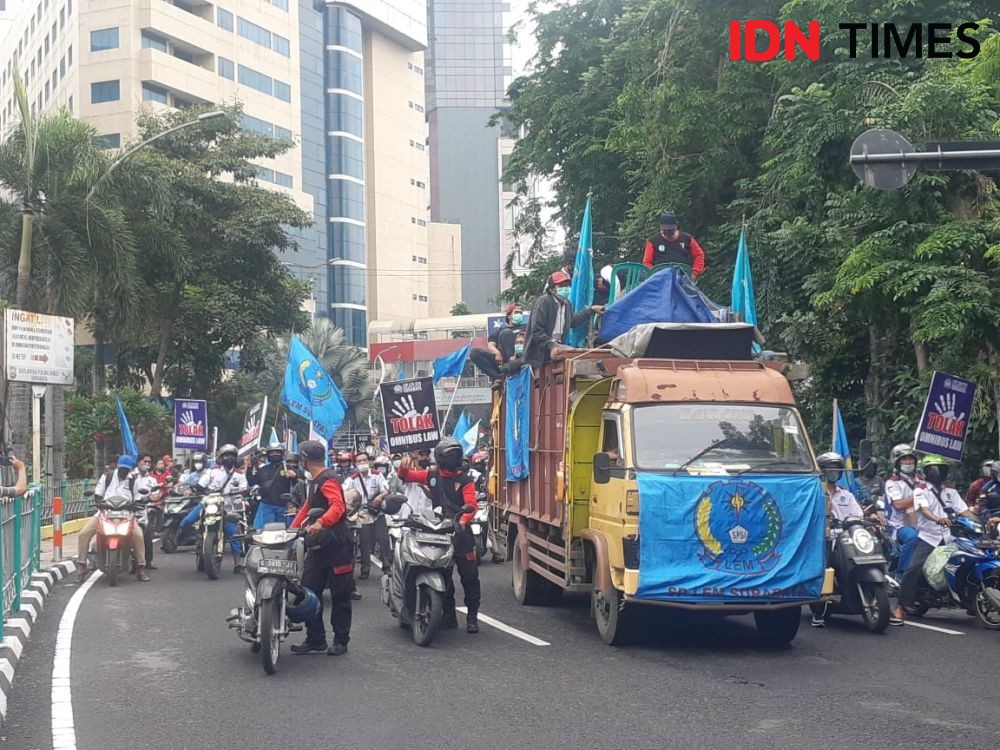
289, 440, 354, 656
641, 211, 706, 280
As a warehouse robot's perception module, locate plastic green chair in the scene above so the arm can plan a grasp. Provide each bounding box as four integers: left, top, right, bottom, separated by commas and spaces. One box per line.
651, 262, 692, 278
607, 262, 650, 305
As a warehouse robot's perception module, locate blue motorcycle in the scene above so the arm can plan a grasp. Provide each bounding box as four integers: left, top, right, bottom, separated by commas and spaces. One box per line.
903, 514, 1000, 630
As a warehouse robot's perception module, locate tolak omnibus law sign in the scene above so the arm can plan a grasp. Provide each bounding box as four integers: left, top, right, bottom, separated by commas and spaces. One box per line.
914, 371, 977, 461
380, 377, 441, 453
173, 400, 208, 451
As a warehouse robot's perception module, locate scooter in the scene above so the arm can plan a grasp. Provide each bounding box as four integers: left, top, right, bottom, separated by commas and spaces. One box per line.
161, 485, 200, 553
226, 509, 323, 675
903, 512, 1000, 629
194, 491, 248, 580
822, 517, 891, 632
87, 489, 147, 587
380, 495, 475, 647
471, 495, 490, 562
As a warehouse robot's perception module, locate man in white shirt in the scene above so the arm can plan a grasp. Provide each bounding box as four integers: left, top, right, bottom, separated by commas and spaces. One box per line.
75, 455, 149, 583
896, 454, 977, 622
180, 444, 250, 573
885, 444, 920, 577
344, 453, 390, 579
131, 453, 163, 570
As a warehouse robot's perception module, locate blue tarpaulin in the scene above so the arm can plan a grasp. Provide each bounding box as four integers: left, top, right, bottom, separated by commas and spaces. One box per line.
596, 269, 724, 345
504, 368, 531, 481
633, 473, 826, 604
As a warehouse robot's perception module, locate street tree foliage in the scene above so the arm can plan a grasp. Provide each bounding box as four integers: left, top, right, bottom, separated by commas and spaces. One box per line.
503, 0, 1000, 467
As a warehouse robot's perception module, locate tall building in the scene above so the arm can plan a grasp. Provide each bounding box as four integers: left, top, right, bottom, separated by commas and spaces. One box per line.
0, 0, 449, 348
425, 0, 510, 312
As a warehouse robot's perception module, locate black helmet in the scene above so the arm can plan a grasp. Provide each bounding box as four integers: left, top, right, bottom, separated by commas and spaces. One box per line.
434, 438, 464, 472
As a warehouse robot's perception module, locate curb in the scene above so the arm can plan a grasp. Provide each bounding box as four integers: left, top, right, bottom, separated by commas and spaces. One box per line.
0, 561, 76, 725
41, 518, 88, 541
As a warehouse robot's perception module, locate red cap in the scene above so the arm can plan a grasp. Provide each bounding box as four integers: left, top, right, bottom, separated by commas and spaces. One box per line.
505, 303, 518, 315
549, 270, 571, 286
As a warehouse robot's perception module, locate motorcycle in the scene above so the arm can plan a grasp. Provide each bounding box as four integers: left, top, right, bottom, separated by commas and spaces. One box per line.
380, 495, 475, 647
862, 499, 900, 592
471, 494, 490, 563
903, 511, 1000, 630
226, 509, 323, 675
161, 485, 200, 553
87, 489, 147, 587
194, 491, 248, 580
823, 517, 891, 632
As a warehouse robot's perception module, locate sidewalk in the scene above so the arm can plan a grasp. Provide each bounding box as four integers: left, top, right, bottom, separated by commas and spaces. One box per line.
40, 527, 82, 569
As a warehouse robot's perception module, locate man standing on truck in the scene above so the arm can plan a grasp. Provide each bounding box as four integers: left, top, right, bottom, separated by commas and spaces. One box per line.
520, 271, 604, 371
397, 439, 481, 633
641, 211, 706, 280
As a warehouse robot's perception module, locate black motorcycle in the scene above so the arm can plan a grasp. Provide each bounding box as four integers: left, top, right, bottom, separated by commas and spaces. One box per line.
160, 485, 200, 553
823, 517, 891, 633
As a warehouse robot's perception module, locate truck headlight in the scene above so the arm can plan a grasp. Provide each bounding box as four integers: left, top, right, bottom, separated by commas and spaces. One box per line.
625, 490, 639, 515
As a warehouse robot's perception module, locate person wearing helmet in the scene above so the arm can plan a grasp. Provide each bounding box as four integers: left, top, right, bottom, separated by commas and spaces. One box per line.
179, 444, 250, 573
334, 451, 356, 483
247, 440, 296, 528
182, 452, 208, 486
966, 459, 999, 508
896, 454, 978, 623
520, 270, 605, 372
397, 438, 482, 633
641, 211, 706, 279
885, 444, 921, 578
290, 440, 355, 656
75, 455, 150, 583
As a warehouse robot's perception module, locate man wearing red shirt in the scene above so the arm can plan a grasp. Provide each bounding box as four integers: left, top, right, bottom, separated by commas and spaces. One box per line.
641, 211, 705, 279
397, 438, 481, 633
290, 440, 355, 656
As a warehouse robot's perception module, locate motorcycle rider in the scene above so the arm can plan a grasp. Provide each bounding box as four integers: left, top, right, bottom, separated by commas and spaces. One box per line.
397, 438, 481, 633
334, 451, 356, 483
895, 454, 979, 623
179, 444, 249, 573
344, 453, 391, 579
181, 453, 208, 486
966, 459, 999, 508
248, 440, 296, 528
290, 440, 354, 656
74, 455, 149, 583
857, 459, 885, 507
885, 444, 920, 578
132, 453, 162, 571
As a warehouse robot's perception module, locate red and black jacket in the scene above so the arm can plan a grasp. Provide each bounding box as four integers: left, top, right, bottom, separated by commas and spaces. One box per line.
291, 469, 353, 573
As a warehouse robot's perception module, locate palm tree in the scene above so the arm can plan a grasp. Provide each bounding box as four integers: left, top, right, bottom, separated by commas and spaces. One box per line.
252, 318, 375, 430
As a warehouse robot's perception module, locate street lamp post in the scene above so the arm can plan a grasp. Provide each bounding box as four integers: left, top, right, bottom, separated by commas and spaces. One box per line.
85, 110, 226, 201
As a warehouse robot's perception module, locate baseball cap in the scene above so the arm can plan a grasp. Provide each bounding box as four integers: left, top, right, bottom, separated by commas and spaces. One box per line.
117, 455, 137, 469
659, 211, 678, 229
549, 270, 571, 287
299, 440, 327, 462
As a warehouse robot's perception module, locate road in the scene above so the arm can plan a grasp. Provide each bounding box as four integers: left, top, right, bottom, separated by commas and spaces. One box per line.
2, 548, 997, 750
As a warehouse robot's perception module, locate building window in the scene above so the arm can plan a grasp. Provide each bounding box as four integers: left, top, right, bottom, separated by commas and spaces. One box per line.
217, 8, 233, 31
330, 266, 366, 306
416, 219, 426, 227
326, 51, 362, 94
90, 27, 119, 52
90, 80, 120, 103
218, 57, 234, 80
51, 70, 57, 88
328, 222, 365, 263
275, 125, 292, 140
267, 0, 288, 11
418, 295, 428, 302
67, 45, 72, 66
273, 81, 291, 102
238, 65, 272, 95
94, 133, 120, 149
44, 81, 49, 102
326, 93, 362, 136
67, 94, 72, 112
326, 7, 362, 53
238, 17, 271, 49
328, 179, 365, 221
255, 164, 293, 187
141, 32, 167, 52
44, 34, 49, 54
415, 180, 425, 188
408, 62, 423, 75
273, 35, 290, 57
59, 56, 65, 76
141, 83, 168, 104
60, 8, 65, 29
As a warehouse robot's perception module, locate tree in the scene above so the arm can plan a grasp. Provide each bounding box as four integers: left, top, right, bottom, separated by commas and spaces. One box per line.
450, 301, 471, 316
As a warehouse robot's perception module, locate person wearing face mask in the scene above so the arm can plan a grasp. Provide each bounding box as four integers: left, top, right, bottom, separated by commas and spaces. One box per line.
520, 271, 604, 373
966, 459, 999, 508
182, 453, 208, 486
132, 452, 163, 571
885, 444, 920, 579
470, 303, 525, 383
151, 456, 172, 495
343, 453, 391, 579
180, 444, 250, 573
248, 440, 296, 528
75, 455, 149, 583
896, 454, 978, 624
334, 451, 356, 483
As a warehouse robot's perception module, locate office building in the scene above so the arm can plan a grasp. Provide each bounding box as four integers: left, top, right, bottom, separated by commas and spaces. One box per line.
425, 0, 510, 312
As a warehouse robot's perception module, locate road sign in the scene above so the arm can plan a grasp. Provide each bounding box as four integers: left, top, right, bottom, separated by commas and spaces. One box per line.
850, 128, 918, 190
3, 309, 74, 385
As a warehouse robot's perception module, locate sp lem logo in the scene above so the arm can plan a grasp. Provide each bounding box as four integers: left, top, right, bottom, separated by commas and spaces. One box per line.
729, 21, 982, 62
695, 480, 783, 575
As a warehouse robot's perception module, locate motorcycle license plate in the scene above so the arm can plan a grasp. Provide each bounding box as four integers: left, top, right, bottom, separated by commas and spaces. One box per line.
105, 511, 130, 520
413, 531, 451, 546
257, 559, 298, 576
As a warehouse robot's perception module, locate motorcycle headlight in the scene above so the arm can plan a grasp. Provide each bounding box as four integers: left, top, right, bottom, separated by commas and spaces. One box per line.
851, 528, 875, 555
205, 504, 219, 515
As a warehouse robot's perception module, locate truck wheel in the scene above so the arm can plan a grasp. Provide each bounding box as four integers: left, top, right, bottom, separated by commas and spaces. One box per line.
512, 545, 545, 606
593, 584, 631, 646
754, 607, 801, 646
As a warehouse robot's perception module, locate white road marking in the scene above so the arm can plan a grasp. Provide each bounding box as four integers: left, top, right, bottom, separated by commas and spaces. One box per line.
456, 607, 551, 646
904, 620, 965, 636
51, 571, 102, 750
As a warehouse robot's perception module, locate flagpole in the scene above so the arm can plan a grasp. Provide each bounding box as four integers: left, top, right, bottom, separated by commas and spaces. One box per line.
442, 375, 462, 429
832, 398, 838, 449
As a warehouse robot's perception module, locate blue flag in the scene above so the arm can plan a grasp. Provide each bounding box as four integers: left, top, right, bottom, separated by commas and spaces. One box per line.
459, 420, 481, 457
452, 410, 471, 443
833, 402, 860, 496
566, 195, 594, 348
731, 229, 760, 353
116, 395, 138, 459
280, 335, 349, 441
504, 368, 531, 481
433, 342, 471, 384
634, 473, 826, 604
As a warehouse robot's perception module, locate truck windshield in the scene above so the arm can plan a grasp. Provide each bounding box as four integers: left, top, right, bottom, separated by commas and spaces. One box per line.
631, 404, 814, 474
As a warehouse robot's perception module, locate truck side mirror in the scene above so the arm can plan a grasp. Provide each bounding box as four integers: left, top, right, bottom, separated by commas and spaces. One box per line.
593, 453, 611, 485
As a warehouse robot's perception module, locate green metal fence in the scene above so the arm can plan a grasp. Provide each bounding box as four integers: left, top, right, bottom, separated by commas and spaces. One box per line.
40, 479, 93, 524
1, 484, 44, 638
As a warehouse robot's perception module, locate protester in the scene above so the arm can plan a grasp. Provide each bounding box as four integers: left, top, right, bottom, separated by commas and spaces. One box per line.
520, 271, 604, 371
343, 453, 391, 579
640, 211, 706, 279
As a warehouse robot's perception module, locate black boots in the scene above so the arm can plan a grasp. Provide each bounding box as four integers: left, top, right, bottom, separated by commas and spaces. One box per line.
466, 609, 479, 634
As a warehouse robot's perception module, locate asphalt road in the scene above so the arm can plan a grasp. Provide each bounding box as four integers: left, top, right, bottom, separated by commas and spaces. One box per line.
3, 548, 998, 750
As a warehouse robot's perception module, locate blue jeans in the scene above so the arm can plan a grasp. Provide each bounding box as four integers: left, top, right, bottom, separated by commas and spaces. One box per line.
180, 505, 241, 557
896, 526, 919, 575
254, 503, 289, 529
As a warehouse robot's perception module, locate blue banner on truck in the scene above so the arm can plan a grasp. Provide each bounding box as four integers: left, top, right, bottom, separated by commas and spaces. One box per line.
634, 474, 825, 604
